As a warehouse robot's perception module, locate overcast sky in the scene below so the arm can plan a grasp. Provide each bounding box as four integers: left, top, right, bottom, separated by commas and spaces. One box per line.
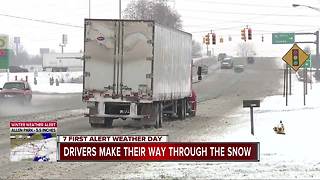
1, 0, 320, 56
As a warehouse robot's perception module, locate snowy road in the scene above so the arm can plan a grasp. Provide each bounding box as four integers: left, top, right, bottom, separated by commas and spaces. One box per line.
1, 57, 313, 179
0, 93, 84, 118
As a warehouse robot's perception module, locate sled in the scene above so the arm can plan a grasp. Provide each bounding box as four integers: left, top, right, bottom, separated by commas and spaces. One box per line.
273, 127, 285, 135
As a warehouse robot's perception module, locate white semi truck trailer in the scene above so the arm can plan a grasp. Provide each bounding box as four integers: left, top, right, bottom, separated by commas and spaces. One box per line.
83, 19, 197, 128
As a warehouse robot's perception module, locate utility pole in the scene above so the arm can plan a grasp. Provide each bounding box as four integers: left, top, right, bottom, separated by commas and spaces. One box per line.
316, 31, 319, 79
14, 37, 20, 55
119, 0, 121, 19
59, 34, 67, 54
89, 0, 91, 18
14, 37, 20, 66
60, 44, 64, 54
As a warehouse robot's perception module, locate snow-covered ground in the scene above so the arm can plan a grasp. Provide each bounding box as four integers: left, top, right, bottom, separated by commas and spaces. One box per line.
2, 67, 320, 179
220, 78, 320, 162
101, 76, 320, 179
0, 72, 82, 94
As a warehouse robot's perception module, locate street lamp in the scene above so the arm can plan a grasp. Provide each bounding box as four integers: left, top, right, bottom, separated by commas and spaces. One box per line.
292, 3, 320, 79
292, 4, 320, 12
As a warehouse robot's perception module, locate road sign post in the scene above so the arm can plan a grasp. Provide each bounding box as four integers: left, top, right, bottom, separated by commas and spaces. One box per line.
243, 100, 260, 135
286, 65, 289, 106
282, 44, 310, 105
316, 31, 319, 80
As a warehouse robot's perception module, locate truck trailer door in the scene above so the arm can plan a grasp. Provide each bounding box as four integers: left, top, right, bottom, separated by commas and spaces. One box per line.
119, 21, 154, 97
84, 20, 117, 93
84, 20, 154, 98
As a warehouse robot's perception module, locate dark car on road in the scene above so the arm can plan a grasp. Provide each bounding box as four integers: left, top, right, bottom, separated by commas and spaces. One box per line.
247, 57, 255, 64
9, 66, 28, 73
234, 65, 245, 73
220, 57, 234, 69
0, 81, 32, 104
199, 65, 208, 75
218, 53, 227, 61
296, 70, 311, 83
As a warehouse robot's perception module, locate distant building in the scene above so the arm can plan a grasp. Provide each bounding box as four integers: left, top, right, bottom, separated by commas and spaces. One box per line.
42, 52, 83, 72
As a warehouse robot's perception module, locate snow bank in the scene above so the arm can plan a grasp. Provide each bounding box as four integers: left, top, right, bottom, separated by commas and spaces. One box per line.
0, 72, 82, 94
219, 76, 320, 163
112, 77, 320, 179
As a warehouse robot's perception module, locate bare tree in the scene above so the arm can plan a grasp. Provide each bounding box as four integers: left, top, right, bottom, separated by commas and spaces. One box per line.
237, 42, 256, 57
304, 46, 311, 54
10, 46, 29, 66
123, 0, 182, 29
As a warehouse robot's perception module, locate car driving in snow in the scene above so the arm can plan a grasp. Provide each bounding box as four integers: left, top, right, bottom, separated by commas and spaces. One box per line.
234, 64, 245, 73
296, 70, 312, 83
0, 81, 32, 104
247, 57, 255, 64
220, 57, 234, 69
217, 53, 227, 61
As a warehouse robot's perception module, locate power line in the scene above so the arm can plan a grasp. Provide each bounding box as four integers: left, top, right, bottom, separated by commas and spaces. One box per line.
0, 13, 83, 28
179, 9, 320, 17
182, 0, 292, 9
185, 21, 318, 28
183, 16, 264, 26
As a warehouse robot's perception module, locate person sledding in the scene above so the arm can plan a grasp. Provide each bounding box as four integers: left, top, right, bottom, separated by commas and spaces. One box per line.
273, 120, 285, 134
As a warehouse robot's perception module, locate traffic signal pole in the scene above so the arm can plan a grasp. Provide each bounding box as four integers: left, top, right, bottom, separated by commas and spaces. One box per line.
293, 31, 319, 105
295, 31, 319, 76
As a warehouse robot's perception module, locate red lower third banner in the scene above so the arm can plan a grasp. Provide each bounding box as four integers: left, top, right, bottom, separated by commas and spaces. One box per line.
58, 142, 259, 161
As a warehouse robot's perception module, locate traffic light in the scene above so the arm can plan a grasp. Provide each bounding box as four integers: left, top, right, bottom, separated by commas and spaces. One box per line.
203, 34, 210, 45
212, 33, 216, 44
241, 28, 246, 41
248, 28, 252, 40
292, 49, 299, 66
261, 35, 264, 42
228, 36, 232, 41
220, 37, 223, 43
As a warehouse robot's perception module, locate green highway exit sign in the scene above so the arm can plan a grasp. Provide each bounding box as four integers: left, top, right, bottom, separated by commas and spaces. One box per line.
303, 55, 312, 68
272, 33, 295, 44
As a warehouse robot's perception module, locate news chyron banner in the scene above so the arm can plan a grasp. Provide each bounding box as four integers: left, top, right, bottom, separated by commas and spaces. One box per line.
57, 135, 260, 162
10, 121, 57, 162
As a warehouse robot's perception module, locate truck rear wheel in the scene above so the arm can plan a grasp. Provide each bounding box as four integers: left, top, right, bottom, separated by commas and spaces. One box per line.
89, 106, 106, 128
177, 99, 186, 120
152, 102, 163, 128
187, 101, 196, 117
104, 118, 114, 128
